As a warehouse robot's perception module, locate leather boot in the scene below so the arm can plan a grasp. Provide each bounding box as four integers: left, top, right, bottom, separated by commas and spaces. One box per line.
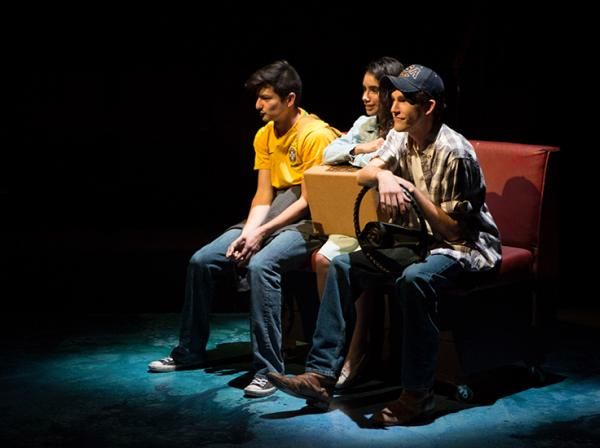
267, 372, 335, 410
370, 389, 435, 426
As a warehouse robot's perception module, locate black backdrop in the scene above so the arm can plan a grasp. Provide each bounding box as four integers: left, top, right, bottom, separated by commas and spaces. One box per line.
2, 5, 561, 314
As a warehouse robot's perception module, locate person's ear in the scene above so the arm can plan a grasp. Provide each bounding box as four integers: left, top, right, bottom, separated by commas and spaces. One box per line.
425, 99, 436, 116
286, 92, 297, 107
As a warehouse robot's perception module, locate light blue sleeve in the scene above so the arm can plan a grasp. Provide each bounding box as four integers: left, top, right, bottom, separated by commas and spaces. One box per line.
351, 147, 378, 168
322, 116, 373, 166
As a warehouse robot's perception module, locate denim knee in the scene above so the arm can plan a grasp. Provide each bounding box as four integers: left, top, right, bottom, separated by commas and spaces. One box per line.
331, 254, 351, 270
399, 263, 430, 285
393, 266, 434, 310
189, 246, 215, 267
246, 260, 278, 287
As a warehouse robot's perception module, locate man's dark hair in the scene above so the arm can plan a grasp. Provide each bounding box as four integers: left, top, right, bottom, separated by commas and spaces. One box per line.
245, 60, 302, 106
366, 57, 404, 137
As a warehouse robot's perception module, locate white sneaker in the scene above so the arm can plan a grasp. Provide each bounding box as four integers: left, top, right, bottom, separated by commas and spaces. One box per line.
147, 356, 203, 373
243, 375, 277, 397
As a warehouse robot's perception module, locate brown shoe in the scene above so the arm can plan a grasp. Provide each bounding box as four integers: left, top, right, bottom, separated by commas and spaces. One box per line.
267, 372, 335, 410
371, 389, 435, 426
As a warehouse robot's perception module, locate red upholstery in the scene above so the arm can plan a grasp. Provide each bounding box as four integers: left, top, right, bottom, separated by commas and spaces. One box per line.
496, 246, 534, 283
471, 140, 559, 278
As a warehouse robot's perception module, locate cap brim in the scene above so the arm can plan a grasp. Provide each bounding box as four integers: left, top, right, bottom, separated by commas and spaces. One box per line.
382, 75, 420, 94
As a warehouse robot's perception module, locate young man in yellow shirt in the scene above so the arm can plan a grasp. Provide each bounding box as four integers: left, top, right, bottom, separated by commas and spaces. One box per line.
148, 60, 339, 398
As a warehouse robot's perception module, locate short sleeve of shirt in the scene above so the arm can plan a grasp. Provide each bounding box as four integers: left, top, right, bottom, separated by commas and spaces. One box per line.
439, 157, 485, 217
253, 125, 271, 170
375, 130, 407, 171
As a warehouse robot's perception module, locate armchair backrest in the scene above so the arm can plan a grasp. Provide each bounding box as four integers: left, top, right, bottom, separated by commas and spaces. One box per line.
470, 140, 560, 276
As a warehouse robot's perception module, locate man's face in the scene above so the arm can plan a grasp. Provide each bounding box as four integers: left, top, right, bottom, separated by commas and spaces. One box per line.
255, 86, 288, 123
390, 90, 424, 132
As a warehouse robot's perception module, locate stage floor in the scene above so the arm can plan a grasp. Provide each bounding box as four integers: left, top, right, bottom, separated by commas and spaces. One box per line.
1, 312, 599, 447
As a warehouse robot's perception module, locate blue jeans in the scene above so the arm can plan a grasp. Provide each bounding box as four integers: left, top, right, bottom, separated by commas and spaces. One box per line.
171, 228, 320, 378
306, 251, 464, 390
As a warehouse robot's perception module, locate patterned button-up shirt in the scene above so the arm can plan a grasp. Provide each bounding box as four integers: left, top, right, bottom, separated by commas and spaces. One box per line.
375, 124, 501, 271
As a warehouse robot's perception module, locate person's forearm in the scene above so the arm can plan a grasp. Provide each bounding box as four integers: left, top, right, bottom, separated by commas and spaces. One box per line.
358, 163, 461, 241
257, 197, 308, 237
411, 189, 461, 241
357, 164, 385, 187
242, 204, 270, 236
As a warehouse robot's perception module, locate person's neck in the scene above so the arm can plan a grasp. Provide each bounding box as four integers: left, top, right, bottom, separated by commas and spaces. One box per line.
274, 108, 302, 137
409, 121, 440, 152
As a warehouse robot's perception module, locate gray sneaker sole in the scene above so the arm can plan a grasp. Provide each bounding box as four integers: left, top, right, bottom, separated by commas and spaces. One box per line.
147, 361, 204, 373
243, 387, 277, 398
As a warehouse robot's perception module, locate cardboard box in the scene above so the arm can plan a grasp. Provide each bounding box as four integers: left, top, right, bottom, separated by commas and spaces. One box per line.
304, 164, 381, 237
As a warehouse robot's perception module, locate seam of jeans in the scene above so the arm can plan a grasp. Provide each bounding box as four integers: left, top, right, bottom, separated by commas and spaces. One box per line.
305, 368, 336, 380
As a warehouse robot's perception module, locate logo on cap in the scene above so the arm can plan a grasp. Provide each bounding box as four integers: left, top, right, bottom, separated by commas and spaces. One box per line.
401, 65, 423, 80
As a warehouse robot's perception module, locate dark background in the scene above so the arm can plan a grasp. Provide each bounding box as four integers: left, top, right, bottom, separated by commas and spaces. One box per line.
2, 5, 561, 316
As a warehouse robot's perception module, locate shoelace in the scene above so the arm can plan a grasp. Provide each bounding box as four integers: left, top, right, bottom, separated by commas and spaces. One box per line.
160, 357, 175, 365
250, 377, 269, 387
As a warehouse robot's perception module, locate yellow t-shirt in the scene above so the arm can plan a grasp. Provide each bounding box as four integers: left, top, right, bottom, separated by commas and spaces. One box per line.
253, 108, 341, 189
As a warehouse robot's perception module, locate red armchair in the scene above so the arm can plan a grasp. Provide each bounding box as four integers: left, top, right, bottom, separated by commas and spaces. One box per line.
434, 140, 560, 399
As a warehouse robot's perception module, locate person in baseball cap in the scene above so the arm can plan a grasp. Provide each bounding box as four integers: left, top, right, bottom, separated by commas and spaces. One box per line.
267, 62, 502, 427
